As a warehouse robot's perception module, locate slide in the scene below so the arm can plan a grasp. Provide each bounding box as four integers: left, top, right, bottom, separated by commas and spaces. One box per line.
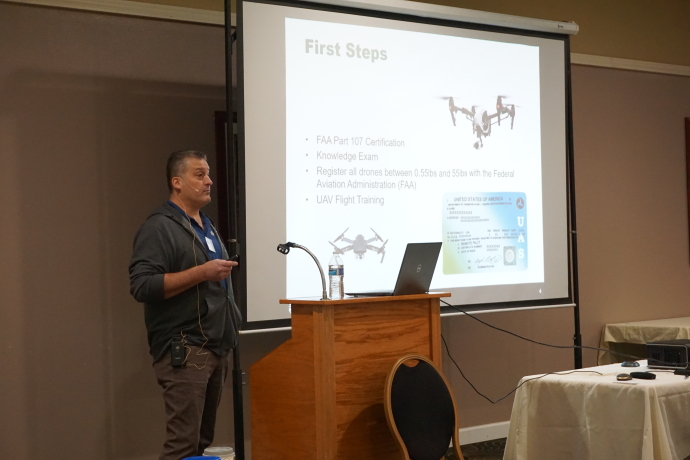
284, 18, 543, 297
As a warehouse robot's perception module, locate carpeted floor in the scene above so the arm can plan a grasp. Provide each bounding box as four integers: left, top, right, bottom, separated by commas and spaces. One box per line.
447, 438, 506, 460
447, 439, 690, 460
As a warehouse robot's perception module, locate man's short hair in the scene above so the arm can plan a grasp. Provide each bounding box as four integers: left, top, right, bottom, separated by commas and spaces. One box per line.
166, 150, 208, 192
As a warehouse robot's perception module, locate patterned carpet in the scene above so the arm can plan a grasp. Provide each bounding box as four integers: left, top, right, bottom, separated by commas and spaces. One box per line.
449, 438, 506, 460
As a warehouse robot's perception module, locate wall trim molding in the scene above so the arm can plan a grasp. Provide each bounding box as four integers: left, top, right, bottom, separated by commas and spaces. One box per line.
3, 2, 690, 76
571, 53, 690, 77
2, 0, 229, 25
459, 421, 510, 445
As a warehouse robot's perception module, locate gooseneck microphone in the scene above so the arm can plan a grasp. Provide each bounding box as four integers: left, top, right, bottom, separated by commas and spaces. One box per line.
277, 242, 328, 300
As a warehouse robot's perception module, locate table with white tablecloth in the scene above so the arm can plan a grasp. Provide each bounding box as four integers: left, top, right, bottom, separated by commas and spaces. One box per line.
598, 317, 690, 365
504, 361, 690, 460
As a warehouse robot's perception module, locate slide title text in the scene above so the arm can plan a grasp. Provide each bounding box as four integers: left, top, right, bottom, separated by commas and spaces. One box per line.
305, 39, 387, 63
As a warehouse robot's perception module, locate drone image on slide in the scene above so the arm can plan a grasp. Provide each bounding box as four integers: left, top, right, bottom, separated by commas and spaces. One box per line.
445, 96, 517, 149
329, 228, 388, 263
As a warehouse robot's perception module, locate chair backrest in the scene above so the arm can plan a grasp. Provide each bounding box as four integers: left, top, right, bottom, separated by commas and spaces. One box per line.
384, 354, 463, 460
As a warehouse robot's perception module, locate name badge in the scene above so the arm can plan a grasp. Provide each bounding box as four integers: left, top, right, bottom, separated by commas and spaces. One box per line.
205, 236, 216, 253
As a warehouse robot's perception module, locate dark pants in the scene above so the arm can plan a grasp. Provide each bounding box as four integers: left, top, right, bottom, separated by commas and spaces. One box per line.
153, 345, 229, 460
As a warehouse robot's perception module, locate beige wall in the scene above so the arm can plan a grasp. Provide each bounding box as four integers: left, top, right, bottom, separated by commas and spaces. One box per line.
1, 1, 690, 459
0, 4, 229, 458
572, 66, 690, 347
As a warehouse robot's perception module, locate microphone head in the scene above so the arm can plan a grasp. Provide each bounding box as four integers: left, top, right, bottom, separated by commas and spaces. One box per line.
277, 242, 296, 254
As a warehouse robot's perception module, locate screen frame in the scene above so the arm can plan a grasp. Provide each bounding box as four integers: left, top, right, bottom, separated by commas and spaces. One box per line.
231, 0, 577, 331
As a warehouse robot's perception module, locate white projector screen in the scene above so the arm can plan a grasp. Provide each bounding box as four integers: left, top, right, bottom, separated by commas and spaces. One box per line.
238, 0, 572, 327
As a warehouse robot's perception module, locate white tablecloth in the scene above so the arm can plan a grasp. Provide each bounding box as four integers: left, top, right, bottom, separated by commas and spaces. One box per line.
598, 317, 690, 365
504, 361, 690, 460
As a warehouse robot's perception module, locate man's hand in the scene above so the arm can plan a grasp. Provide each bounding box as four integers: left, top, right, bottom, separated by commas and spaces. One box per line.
163, 259, 238, 299
201, 259, 238, 282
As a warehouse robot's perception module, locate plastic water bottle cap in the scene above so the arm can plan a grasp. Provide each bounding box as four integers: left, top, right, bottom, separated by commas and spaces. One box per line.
204, 447, 235, 456
204, 447, 234, 455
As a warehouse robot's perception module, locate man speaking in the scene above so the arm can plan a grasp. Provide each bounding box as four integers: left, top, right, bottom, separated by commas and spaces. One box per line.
129, 150, 241, 460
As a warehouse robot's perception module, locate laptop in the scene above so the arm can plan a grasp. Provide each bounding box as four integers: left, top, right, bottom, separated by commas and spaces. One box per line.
346, 242, 442, 297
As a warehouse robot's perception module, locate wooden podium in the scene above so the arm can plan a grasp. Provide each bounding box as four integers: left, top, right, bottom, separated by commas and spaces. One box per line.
250, 293, 449, 460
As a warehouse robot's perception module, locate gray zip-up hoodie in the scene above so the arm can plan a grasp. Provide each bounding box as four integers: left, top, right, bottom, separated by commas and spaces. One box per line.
129, 202, 241, 362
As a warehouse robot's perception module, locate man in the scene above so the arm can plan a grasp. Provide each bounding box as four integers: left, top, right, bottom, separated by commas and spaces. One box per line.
129, 150, 241, 460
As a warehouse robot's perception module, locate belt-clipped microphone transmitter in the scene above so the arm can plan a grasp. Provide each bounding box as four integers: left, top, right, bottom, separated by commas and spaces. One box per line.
170, 337, 186, 367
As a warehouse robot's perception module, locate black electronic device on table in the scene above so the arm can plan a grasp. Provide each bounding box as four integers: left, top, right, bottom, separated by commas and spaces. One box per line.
346, 242, 442, 297
629, 371, 656, 380
647, 339, 690, 370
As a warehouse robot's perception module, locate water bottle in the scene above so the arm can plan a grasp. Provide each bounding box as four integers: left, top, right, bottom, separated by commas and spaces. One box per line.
328, 252, 344, 300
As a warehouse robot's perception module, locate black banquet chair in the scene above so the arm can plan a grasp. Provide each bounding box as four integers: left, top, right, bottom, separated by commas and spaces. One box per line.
384, 354, 465, 460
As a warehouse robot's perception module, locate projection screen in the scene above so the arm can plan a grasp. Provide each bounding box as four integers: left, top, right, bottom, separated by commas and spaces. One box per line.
236, 0, 576, 329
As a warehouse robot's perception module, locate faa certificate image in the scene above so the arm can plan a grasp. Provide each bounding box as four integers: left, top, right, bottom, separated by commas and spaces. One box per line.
443, 192, 528, 274
285, 17, 545, 297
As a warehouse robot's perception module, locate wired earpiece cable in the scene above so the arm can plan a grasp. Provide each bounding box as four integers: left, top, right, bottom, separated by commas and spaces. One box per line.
179, 195, 210, 370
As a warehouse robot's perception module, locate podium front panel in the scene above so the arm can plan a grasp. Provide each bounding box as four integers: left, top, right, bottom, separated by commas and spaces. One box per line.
251, 294, 444, 460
